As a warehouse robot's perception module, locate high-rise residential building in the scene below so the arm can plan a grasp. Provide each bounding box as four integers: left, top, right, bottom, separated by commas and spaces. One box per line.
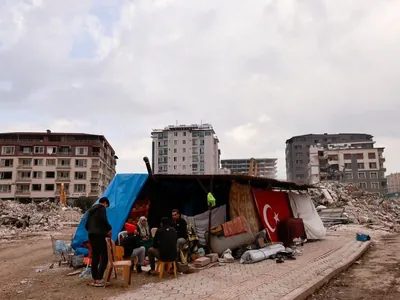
221, 158, 277, 178
387, 173, 400, 194
151, 124, 221, 175
0, 131, 117, 201
308, 141, 387, 194
286, 133, 373, 184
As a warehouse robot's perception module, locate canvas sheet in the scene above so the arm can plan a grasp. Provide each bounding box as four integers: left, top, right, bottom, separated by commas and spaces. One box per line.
288, 192, 326, 240
240, 243, 285, 264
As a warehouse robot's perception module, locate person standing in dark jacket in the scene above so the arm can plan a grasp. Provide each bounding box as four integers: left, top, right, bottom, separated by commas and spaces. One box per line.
147, 217, 177, 275
85, 197, 111, 286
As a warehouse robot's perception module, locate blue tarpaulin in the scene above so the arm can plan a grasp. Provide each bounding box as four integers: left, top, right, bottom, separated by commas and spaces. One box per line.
72, 173, 148, 249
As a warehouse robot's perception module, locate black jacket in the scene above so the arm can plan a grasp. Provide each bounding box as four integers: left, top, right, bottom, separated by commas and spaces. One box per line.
173, 217, 188, 240
121, 233, 141, 258
153, 226, 177, 261
85, 204, 111, 236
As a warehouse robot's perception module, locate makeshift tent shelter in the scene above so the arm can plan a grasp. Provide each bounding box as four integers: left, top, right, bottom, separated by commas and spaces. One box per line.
72, 172, 316, 249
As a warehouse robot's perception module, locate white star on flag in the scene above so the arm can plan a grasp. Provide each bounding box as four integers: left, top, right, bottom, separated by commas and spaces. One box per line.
273, 212, 280, 224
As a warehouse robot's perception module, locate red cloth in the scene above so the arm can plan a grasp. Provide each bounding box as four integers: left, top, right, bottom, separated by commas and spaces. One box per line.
125, 222, 137, 233
222, 216, 247, 237
252, 189, 293, 242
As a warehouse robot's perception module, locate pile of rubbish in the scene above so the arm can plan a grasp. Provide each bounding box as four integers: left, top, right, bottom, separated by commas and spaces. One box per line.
310, 181, 400, 231
0, 200, 82, 238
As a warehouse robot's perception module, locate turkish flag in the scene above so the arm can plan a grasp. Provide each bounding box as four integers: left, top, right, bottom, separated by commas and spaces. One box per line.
252, 189, 293, 242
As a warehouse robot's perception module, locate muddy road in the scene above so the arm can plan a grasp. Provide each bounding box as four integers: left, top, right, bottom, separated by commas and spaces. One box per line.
309, 234, 400, 300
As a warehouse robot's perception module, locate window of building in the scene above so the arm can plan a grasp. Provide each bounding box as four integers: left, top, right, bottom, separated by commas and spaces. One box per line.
358, 172, 366, 179
356, 153, 364, 159
296, 174, 305, 179
369, 162, 377, 169
58, 159, 70, 166
192, 163, 198, 170
19, 171, 31, 179
57, 171, 70, 178
295, 152, 303, 157
370, 172, 378, 179
46, 171, 55, 178
173, 140, 177, 145
344, 163, 352, 169
358, 182, 367, 189
182, 157, 185, 161
371, 182, 379, 189
74, 184, 86, 193
173, 165, 177, 169
182, 165, 186, 170
368, 153, 376, 159
328, 155, 339, 161
32, 171, 42, 179
0, 159, 13, 167
75, 172, 87, 180
45, 184, 54, 191
75, 159, 87, 167
183, 132, 187, 136
46, 159, 56, 166
174, 132, 178, 136
294, 145, 302, 150
34, 159, 43, 166
295, 160, 303, 164
1, 146, 15, 155
174, 149, 177, 153
32, 184, 41, 191
0, 184, 11, 193
75, 147, 88, 155
34, 146, 44, 154
0, 172, 12, 179
344, 153, 354, 160
345, 172, 353, 179
183, 148, 186, 153
182, 140, 186, 144
357, 163, 365, 169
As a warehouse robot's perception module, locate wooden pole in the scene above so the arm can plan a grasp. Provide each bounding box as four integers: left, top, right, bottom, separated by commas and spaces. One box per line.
207, 176, 214, 254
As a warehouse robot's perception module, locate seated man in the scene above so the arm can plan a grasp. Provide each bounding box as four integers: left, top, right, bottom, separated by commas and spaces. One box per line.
120, 230, 145, 273
147, 217, 177, 275
172, 209, 188, 251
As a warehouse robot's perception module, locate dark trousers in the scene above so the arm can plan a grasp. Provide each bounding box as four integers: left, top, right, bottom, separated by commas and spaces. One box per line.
89, 233, 108, 280
148, 247, 160, 270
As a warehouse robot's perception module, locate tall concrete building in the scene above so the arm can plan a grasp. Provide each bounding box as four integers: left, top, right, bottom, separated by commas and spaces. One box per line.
0, 131, 117, 201
308, 141, 387, 194
151, 124, 221, 175
221, 158, 277, 178
285, 133, 373, 183
387, 173, 400, 194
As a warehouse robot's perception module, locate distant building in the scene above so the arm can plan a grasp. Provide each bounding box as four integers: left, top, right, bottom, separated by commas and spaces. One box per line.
0, 131, 117, 201
286, 133, 374, 184
221, 158, 277, 179
308, 141, 387, 194
151, 124, 221, 175
387, 173, 400, 194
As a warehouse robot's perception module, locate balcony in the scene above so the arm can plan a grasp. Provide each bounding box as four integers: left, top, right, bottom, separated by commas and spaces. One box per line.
15, 190, 30, 196
59, 151, 72, 156
91, 165, 100, 170
17, 165, 32, 170
15, 177, 31, 182
56, 177, 71, 182
90, 190, 100, 196
90, 177, 100, 182
92, 152, 99, 157
56, 165, 71, 169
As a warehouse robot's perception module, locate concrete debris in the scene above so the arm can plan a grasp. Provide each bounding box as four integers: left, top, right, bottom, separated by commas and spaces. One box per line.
310, 181, 400, 231
0, 200, 82, 238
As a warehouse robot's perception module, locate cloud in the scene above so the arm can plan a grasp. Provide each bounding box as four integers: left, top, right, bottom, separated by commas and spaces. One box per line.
1, 0, 400, 180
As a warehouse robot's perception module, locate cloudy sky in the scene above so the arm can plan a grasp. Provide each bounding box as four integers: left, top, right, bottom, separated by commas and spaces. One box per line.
0, 0, 399, 179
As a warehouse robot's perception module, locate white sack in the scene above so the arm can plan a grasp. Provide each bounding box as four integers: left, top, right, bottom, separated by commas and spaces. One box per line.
288, 192, 326, 240
240, 244, 285, 264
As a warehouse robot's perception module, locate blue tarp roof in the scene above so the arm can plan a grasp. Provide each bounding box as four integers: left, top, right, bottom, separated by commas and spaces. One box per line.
72, 173, 148, 249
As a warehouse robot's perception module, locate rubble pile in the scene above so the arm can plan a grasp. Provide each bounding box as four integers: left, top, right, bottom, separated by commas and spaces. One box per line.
0, 200, 82, 237
310, 181, 400, 231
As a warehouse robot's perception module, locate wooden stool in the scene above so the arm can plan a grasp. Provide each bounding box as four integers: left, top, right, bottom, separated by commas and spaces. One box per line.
156, 261, 177, 279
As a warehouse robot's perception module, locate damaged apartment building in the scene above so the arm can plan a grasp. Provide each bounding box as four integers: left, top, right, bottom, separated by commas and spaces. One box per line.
308, 140, 387, 194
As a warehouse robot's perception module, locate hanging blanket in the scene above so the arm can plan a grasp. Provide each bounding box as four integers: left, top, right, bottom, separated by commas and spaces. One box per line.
222, 216, 247, 237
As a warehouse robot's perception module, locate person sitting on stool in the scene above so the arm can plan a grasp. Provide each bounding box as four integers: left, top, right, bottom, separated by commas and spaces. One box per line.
172, 209, 188, 251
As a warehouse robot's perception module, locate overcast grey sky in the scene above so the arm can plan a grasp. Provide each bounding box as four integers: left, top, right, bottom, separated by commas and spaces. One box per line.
0, 0, 399, 179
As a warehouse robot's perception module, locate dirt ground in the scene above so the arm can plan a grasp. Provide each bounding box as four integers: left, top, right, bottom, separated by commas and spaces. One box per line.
0, 228, 159, 300
309, 234, 400, 300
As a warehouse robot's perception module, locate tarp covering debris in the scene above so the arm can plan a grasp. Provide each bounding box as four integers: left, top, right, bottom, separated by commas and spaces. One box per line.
72, 173, 148, 249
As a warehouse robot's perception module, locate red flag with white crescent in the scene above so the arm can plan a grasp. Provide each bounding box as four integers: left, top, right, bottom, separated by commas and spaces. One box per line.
252, 189, 293, 242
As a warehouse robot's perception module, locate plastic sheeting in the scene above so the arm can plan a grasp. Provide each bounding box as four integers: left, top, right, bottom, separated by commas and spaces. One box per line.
288, 192, 326, 240
72, 173, 148, 249
240, 243, 285, 264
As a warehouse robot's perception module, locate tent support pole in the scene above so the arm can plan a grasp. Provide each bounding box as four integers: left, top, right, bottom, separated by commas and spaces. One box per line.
207, 176, 214, 254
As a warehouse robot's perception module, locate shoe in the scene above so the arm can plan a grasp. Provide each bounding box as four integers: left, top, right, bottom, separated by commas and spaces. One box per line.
136, 264, 143, 273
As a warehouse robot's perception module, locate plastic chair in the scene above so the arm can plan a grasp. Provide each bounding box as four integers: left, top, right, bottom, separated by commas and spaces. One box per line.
104, 238, 132, 288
